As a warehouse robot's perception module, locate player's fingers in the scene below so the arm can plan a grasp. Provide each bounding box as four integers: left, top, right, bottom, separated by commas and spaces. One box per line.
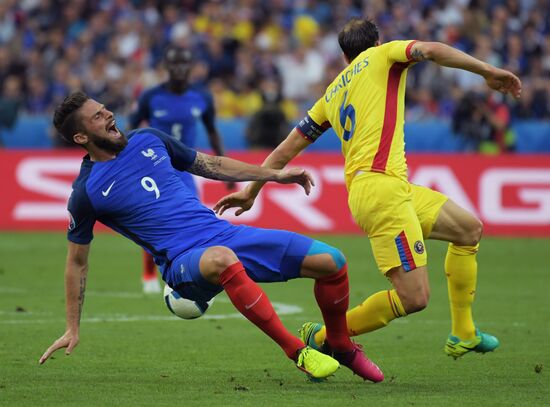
217, 204, 229, 216
213, 197, 229, 212
304, 171, 315, 187
66, 339, 78, 354
235, 208, 245, 216
301, 181, 311, 195
39, 350, 51, 364
39, 343, 62, 364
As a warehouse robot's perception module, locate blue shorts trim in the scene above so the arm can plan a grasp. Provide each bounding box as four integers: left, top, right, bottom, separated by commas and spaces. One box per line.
306, 240, 346, 269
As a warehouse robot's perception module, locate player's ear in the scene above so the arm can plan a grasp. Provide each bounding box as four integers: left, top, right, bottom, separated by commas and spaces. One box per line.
73, 132, 88, 146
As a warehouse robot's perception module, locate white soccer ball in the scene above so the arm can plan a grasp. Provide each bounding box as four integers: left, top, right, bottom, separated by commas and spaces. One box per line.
163, 284, 214, 319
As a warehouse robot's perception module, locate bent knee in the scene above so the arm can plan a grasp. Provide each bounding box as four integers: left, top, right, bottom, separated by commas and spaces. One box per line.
456, 218, 483, 246
304, 241, 347, 277
201, 246, 239, 276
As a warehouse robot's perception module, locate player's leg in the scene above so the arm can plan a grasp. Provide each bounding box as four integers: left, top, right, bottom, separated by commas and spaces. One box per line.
427, 197, 499, 357
198, 246, 303, 357
300, 240, 384, 382
308, 174, 426, 345
197, 245, 339, 377
142, 251, 161, 293
299, 242, 353, 352
429, 198, 481, 340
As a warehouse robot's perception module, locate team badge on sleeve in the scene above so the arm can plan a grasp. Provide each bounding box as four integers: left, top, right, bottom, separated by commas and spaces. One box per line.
414, 240, 425, 254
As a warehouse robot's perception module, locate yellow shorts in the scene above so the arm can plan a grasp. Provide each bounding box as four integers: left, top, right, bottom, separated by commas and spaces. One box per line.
348, 172, 448, 274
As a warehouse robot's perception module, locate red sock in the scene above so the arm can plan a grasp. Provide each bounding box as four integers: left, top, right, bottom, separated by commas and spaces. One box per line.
220, 262, 304, 360
142, 251, 156, 279
314, 265, 354, 351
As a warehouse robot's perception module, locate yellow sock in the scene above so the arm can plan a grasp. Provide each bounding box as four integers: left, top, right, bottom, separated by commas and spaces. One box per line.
445, 243, 478, 340
313, 290, 406, 345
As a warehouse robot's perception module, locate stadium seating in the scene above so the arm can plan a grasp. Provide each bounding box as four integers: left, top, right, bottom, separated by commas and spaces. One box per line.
2, 116, 549, 153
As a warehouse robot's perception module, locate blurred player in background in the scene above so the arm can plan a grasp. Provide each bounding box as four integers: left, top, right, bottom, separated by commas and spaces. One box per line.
129, 44, 233, 294
39, 92, 384, 383
215, 17, 521, 359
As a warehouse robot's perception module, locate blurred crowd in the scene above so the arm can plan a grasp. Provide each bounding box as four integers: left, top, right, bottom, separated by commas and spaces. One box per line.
0, 0, 549, 140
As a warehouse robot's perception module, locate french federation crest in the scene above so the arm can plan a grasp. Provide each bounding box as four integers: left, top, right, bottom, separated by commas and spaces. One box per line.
414, 240, 425, 254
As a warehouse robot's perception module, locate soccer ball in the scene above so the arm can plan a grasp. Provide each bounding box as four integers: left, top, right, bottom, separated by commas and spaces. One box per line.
163, 284, 214, 319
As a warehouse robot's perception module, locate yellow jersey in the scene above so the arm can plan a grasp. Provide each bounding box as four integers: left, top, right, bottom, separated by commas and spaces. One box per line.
296, 40, 417, 189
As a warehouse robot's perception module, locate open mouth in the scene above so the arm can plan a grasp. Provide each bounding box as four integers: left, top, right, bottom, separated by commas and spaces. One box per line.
107, 120, 118, 136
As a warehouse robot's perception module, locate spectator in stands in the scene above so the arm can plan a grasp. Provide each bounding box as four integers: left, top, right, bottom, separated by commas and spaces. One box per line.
0, 75, 22, 133
0, 0, 548, 133
453, 91, 514, 153
25, 75, 51, 114
246, 78, 290, 149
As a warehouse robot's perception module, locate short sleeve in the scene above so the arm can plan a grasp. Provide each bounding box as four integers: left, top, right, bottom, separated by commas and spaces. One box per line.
296, 98, 331, 142
385, 40, 417, 63
67, 187, 97, 244
128, 89, 153, 128
147, 128, 198, 171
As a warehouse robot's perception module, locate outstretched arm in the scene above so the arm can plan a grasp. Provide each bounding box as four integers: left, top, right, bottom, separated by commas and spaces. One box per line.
213, 129, 310, 216
39, 242, 90, 364
410, 41, 522, 98
244, 128, 310, 197
187, 150, 314, 193
204, 125, 236, 191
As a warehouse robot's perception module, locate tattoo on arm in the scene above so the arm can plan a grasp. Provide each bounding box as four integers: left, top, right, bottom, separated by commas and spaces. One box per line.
77, 273, 86, 322
188, 153, 226, 180
411, 48, 432, 62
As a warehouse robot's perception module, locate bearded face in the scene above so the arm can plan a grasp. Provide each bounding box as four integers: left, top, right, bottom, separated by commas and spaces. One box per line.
76, 99, 128, 155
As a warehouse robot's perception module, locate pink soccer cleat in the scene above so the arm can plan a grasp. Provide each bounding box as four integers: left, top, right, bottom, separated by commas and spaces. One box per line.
332, 344, 384, 383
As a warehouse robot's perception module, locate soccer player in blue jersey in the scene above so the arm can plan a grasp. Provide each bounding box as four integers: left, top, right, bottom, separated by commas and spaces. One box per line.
130, 45, 232, 293
38, 92, 383, 382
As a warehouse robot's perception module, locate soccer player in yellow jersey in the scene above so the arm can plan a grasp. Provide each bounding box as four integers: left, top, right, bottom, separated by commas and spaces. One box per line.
214, 18, 521, 359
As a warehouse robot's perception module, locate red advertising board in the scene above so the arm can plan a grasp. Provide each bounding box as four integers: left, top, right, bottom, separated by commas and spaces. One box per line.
1, 150, 549, 236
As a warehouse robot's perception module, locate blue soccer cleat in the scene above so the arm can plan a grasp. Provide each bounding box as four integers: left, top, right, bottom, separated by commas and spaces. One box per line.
445, 328, 500, 359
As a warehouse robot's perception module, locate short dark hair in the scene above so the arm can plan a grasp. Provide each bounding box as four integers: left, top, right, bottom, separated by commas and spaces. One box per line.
338, 18, 379, 62
53, 91, 90, 145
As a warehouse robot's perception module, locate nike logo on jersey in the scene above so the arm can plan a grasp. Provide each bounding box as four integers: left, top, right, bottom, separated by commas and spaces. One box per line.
153, 110, 168, 118
244, 293, 263, 310
101, 180, 116, 197
191, 107, 202, 117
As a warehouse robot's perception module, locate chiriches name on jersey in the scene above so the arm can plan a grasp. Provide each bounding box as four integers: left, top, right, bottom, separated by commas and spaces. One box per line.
325, 56, 369, 103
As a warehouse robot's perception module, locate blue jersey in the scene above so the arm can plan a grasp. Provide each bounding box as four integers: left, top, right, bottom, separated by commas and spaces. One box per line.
67, 128, 232, 265
129, 83, 215, 149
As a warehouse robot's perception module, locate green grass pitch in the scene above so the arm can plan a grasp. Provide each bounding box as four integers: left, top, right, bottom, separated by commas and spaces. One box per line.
1, 232, 548, 406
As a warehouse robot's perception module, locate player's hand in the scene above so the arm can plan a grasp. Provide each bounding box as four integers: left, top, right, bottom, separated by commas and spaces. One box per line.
39, 330, 79, 364
274, 168, 315, 195
484, 67, 522, 98
213, 189, 255, 216
225, 181, 237, 191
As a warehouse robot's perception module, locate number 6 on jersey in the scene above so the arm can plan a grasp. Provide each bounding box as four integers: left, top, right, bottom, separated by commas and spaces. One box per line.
339, 91, 356, 141
141, 176, 160, 199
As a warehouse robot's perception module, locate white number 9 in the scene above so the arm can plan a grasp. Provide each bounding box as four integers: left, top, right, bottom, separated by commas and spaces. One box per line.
141, 176, 160, 199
